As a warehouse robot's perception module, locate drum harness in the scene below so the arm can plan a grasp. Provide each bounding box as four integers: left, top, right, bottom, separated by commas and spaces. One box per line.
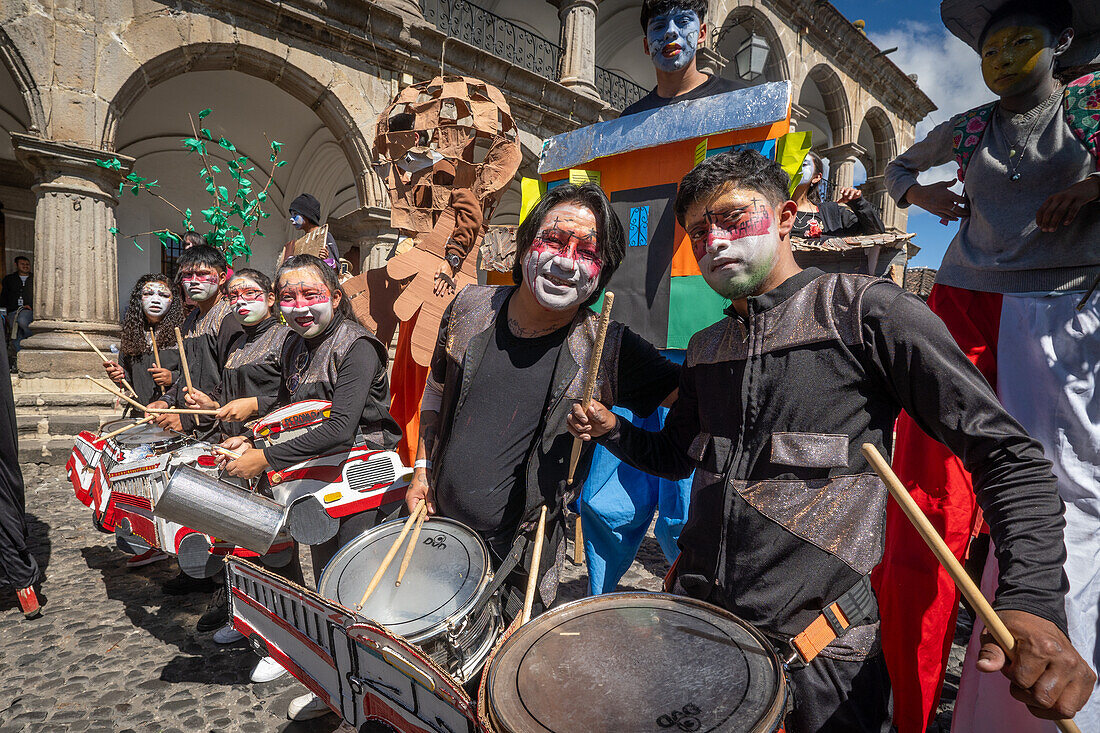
771, 574, 879, 670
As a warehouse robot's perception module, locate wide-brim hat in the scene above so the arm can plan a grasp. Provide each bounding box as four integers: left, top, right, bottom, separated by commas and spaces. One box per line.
941, 0, 1100, 59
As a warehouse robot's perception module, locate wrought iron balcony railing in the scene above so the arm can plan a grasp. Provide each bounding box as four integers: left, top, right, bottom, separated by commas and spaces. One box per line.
421, 0, 647, 111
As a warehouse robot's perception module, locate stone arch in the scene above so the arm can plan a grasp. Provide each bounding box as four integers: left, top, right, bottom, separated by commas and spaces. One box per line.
859, 106, 896, 176
101, 43, 382, 208
712, 5, 790, 83
0, 27, 45, 135
801, 64, 852, 146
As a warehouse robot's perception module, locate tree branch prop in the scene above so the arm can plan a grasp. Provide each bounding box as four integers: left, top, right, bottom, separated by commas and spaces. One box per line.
96, 108, 285, 265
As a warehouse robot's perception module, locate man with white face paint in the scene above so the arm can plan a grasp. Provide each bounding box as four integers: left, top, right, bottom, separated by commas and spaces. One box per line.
403, 183, 679, 625
568, 150, 1093, 732
620, 0, 742, 117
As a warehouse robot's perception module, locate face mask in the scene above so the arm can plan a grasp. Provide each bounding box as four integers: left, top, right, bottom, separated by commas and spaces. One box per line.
228, 284, 269, 326
181, 271, 221, 302
140, 286, 172, 319
290, 213, 306, 230
279, 279, 335, 338
647, 9, 701, 73
692, 198, 779, 300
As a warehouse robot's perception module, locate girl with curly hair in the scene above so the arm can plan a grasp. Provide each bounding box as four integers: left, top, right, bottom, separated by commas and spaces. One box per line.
102, 274, 183, 410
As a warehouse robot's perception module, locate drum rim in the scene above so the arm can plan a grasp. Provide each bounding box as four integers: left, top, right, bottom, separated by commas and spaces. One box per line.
319, 516, 493, 642
486, 591, 789, 733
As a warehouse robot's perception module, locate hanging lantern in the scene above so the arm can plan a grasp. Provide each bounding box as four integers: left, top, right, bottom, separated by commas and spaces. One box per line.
734, 33, 770, 81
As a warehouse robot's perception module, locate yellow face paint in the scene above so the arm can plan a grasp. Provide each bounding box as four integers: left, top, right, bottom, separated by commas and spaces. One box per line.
980, 24, 1049, 95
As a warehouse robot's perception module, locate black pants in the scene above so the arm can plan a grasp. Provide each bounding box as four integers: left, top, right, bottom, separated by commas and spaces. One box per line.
0, 347, 36, 590
787, 652, 894, 733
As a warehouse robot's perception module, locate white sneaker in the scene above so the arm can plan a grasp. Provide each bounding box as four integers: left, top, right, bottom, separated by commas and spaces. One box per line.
126, 548, 170, 569
213, 622, 244, 645
250, 655, 287, 683
287, 692, 333, 721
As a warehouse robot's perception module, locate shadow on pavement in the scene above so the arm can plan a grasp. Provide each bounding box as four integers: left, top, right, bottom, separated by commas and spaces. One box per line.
0, 512, 51, 613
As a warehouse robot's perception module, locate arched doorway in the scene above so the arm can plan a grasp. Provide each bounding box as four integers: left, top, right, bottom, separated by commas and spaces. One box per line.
798, 64, 854, 192
857, 107, 897, 227
0, 29, 40, 279
111, 69, 361, 300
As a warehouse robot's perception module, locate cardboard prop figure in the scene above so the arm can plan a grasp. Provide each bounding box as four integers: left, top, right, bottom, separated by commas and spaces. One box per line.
344, 77, 520, 464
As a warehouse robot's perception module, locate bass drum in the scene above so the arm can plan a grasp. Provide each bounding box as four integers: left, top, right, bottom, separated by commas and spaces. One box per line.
486, 592, 789, 733
318, 517, 500, 683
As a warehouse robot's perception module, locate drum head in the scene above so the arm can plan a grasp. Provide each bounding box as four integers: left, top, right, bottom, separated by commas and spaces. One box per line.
318, 517, 489, 640
487, 593, 785, 733
107, 422, 180, 446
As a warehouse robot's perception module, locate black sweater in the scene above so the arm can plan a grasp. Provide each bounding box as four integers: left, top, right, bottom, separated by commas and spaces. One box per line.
216, 316, 291, 437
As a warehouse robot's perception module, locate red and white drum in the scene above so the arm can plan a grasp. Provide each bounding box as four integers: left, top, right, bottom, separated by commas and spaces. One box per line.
485, 593, 790, 733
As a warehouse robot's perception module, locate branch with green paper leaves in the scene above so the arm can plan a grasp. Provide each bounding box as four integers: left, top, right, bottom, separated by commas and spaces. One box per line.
95, 107, 287, 264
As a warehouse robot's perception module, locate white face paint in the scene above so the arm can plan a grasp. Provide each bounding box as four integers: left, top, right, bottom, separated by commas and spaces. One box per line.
800, 155, 815, 185
521, 203, 603, 312
687, 191, 781, 301
227, 278, 270, 326
180, 267, 222, 303
140, 283, 172, 320
278, 272, 336, 338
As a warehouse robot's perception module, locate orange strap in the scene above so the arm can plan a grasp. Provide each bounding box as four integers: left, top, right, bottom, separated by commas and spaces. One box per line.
791, 601, 851, 663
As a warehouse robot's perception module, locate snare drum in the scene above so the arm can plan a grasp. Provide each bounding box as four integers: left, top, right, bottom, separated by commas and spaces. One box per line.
102, 419, 185, 461
319, 517, 501, 682
486, 593, 789, 733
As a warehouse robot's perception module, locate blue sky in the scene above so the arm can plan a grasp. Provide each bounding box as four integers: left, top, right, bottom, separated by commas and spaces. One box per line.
829, 0, 996, 269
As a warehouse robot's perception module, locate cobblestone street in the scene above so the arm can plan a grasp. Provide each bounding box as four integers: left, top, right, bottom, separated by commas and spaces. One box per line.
0, 463, 665, 732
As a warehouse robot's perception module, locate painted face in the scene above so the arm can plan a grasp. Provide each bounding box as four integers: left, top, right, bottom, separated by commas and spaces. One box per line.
227, 278, 271, 326
140, 282, 173, 320
800, 156, 815, 184
522, 203, 602, 312
686, 187, 780, 300
980, 22, 1053, 96
278, 270, 336, 337
646, 8, 702, 73
179, 266, 222, 303
290, 213, 306, 230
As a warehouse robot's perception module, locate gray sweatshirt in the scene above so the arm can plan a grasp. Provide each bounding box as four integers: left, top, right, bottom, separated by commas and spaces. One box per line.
886, 89, 1100, 294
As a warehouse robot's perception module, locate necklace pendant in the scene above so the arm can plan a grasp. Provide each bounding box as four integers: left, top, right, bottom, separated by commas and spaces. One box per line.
1011, 173, 1021, 181
1009, 148, 1017, 157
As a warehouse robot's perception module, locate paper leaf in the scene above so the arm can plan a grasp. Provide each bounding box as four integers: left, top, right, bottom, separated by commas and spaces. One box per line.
198, 108, 212, 119
270, 140, 283, 152
200, 128, 212, 141
275, 160, 287, 167
218, 138, 236, 152
107, 226, 119, 235
217, 186, 229, 202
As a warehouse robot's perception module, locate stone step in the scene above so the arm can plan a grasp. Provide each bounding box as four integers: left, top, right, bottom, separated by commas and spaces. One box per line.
18, 437, 79, 466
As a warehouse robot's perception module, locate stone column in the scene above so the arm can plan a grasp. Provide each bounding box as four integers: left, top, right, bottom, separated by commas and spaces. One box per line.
556, 0, 600, 99
860, 174, 892, 229
789, 103, 810, 133
821, 142, 866, 193
12, 133, 133, 379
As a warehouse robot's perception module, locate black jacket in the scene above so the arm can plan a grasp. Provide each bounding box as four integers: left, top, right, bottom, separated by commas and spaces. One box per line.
601, 268, 1068, 659
1, 272, 31, 312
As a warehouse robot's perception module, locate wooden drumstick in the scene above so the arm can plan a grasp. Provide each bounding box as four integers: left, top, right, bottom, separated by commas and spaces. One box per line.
146, 407, 220, 415
174, 327, 193, 396
101, 414, 156, 440
567, 292, 614, 486
85, 375, 149, 413
355, 500, 426, 611
149, 328, 161, 369
79, 331, 138, 398
521, 505, 549, 625
861, 444, 1081, 733
395, 508, 428, 587
213, 446, 242, 460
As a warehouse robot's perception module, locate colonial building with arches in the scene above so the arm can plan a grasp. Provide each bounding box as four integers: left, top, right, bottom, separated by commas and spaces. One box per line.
0, 0, 931, 453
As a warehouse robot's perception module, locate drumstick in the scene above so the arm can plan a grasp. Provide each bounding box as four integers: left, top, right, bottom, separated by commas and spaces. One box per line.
861, 444, 1081, 733
174, 327, 194, 396
79, 331, 138, 399
521, 505, 549, 625
85, 375, 149, 413
213, 446, 242, 460
149, 328, 161, 368
355, 500, 426, 611
395, 508, 427, 587
101, 414, 156, 440
145, 407, 220, 415
567, 293, 615, 486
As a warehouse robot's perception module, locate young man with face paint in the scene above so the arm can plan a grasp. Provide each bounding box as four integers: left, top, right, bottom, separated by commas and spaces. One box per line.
149, 245, 243, 437
879, 3, 1100, 731
620, 0, 742, 117
102, 274, 183, 410
403, 182, 679, 624
567, 150, 1095, 732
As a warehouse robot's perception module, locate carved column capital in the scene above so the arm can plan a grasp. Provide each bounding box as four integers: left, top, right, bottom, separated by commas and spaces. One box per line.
12, 133, 134, 203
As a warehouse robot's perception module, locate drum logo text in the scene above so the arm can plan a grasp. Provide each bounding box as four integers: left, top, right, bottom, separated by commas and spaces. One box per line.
423, 535, 448, 550
657, 703, 701, 731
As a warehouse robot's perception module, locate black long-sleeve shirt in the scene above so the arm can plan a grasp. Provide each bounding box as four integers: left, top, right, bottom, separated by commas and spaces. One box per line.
262, 316, 399, 470
216, 316, 291, 437
600, 268, 1068, 650
121, 344, 180, 407
162, 298, 242, 432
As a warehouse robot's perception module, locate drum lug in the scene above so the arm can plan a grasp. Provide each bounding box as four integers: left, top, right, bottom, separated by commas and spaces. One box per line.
445, 619, 468, 676
346, 672, 364, 695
